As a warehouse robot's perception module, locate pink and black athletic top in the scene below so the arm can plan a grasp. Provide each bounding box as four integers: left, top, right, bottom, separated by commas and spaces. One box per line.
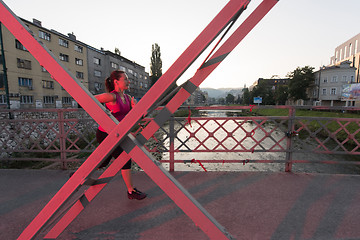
98, 91, 131, 132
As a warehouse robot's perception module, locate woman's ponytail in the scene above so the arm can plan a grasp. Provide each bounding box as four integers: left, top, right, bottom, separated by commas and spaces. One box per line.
104, 70, 125, 92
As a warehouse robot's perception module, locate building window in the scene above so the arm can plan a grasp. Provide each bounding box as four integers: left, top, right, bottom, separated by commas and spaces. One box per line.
344, 46, 347, 58
20, 95, 33, 104
39, 30, 51, 41
342, 76, 347, 82
18, 77, 33, 87
59, 38, 69, 47
42, 80, 54, 89
93, 57, 101, 65
75, 58, 83, 66
119, 66, 126, 72
43, 96, 55, 104
17, 58, 32, 69
323, 77, 328, 83
111, 62, 118, 69
0, 73, 4, 89
74, 45, 83, 53
335, 51, 338, 62
331, 76, 338, 82
322, 89, 327, 95
76, 71, 84, 79
94, 82, 103, 91
15, 40, 27, 51
349, 43, 353, 56
351, 76, 355, 83
62, 97, 72, 104
128, 69, 134, 74
340, 49, 343, 61
331, 88, 336, 95
0, 95, 6, 104
59, 53, 69, 62
41, 66, 48, 72
94, 70, 102, 77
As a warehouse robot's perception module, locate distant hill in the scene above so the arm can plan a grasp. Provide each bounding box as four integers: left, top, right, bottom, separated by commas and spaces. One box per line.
201, 88, 243, 99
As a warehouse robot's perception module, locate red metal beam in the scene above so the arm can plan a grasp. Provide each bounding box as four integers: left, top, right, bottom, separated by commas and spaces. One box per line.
0, 0, 279, 239
44, 0, 279, 238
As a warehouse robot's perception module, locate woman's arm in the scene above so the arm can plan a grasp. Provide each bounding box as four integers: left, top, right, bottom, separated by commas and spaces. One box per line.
131, 96, 137, 108
95, 93, 116, 103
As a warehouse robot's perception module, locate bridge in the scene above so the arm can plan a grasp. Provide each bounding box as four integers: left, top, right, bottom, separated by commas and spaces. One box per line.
1, 0, 360, 238
1, 106, 360, 239
1, 169, 360, 239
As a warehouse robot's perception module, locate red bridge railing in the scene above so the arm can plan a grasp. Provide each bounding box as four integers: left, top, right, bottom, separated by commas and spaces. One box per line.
1, 105, 359, 172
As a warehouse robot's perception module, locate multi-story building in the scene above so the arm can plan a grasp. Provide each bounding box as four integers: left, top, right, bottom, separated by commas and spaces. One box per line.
0, 18, 86, 109
0, 17, 150, 109
314, 61, 357, 107
330, 33, 360, 83
87, 46, 106, 96
185, 88, 208, 105
103, 50, 149, 99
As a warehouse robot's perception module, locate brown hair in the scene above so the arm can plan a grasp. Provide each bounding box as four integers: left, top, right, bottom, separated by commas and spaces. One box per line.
104, 70, 125, 92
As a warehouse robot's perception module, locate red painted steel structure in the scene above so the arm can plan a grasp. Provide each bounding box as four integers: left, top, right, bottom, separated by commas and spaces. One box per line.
0, 0, 279, 239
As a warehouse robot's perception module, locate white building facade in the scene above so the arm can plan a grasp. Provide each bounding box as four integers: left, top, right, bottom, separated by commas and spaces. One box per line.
314, 61, 357, 107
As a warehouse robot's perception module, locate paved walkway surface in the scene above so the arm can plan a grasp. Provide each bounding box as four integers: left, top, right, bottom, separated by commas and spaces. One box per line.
1, 169, 360, 240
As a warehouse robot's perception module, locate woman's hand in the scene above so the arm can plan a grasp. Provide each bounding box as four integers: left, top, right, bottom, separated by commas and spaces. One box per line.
131, 97, 137, 108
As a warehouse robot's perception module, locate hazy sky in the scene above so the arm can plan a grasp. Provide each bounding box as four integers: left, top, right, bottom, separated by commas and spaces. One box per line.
3, 0, 360, 89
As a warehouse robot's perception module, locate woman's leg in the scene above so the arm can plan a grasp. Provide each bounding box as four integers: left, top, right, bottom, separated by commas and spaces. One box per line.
121, 169, 134, 192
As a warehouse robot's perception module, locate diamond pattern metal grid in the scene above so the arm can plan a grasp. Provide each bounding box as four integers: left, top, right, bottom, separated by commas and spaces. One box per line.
293, 117, 360, 154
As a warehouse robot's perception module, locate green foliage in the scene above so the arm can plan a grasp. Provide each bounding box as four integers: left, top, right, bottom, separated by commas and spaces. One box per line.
226, 93, 235, 104
251, 81, 275, 105
242, 88, 251, 105
274, 85, 289, 105
288, 66, 314, 101
150, 43, 162, 86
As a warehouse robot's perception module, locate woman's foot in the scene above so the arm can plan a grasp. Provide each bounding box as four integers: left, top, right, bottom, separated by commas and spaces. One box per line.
127, 188, 147, 200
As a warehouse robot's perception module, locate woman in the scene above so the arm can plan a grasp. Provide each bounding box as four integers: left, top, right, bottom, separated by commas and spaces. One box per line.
95, 70, 147, 200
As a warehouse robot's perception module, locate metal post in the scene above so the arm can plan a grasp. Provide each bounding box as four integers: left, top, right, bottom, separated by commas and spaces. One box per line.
169, 116, 175, 172
58, 109, 67, 169
285, 107, 295, 172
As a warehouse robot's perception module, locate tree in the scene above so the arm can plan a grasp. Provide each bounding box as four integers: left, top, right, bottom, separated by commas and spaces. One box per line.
150, 43, 162, 86
288, 66, 314, 101
242, 88, 251, 105
114, 47, 121, 55
251, 81, 275, 105
226, 93, 235, 104
274, 85, 289, 105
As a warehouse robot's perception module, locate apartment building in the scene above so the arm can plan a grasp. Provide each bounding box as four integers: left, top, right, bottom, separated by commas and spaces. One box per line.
103, 50, 149, 99
0, 19, 89, 109
185, 88, 208, 105
0, 17, 149, 109
329, 33, 360, 83
314, 61, 357, 107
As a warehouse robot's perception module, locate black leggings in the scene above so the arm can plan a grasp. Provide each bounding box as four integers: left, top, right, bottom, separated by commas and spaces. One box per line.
96, 129, 132, 169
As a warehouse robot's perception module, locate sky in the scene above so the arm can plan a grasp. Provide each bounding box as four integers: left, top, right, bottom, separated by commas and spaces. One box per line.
3, 0, 360, 89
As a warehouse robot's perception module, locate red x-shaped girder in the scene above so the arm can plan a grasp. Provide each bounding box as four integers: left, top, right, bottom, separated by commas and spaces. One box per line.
0, 0, 279, 239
